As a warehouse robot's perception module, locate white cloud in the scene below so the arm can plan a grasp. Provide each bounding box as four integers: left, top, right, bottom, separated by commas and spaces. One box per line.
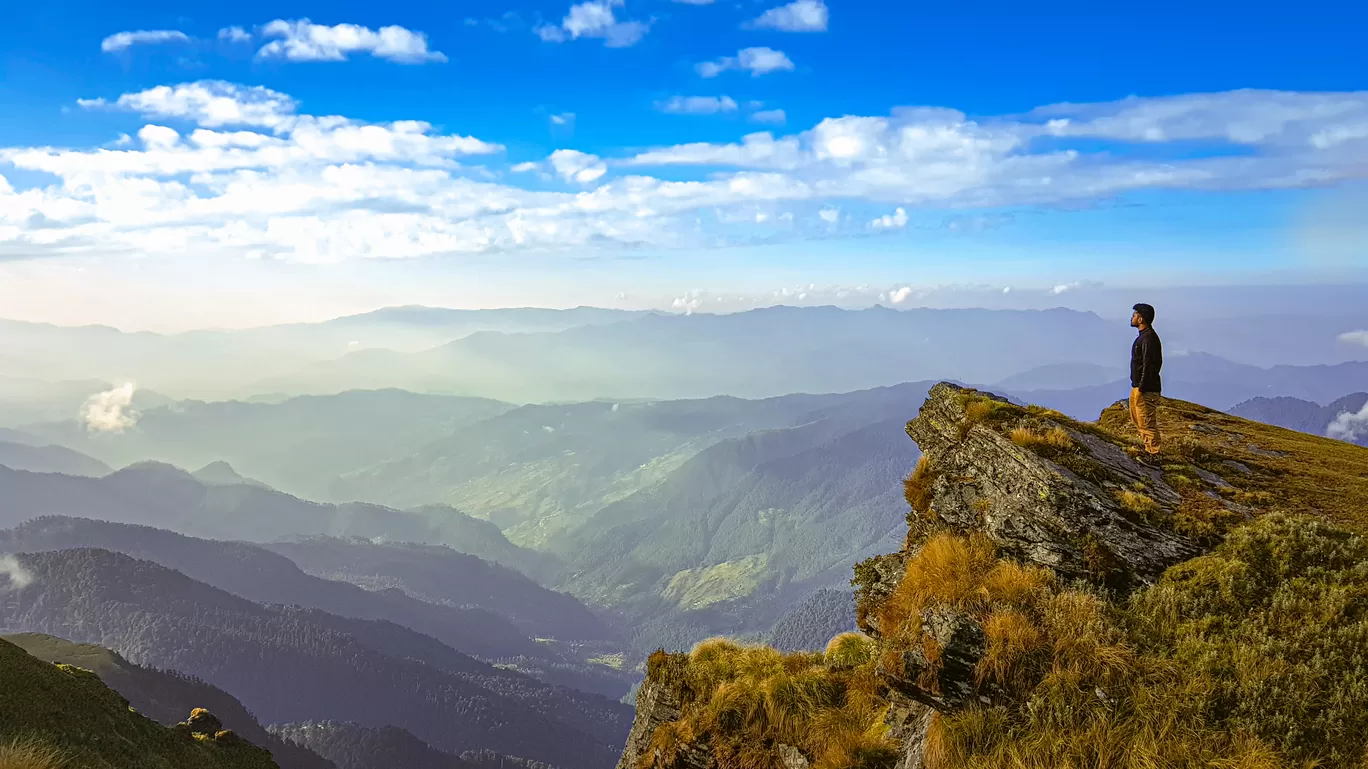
870, 206, 907, 229
101, 30, 191, 53
1328, 402, 1368, 443
218, 26, 252, 43
80, 80, 299, 129
889, 286, 914, 304
745, 0, 828, 32
548, 149, 607, 183
0, 555, 33, 591
550, 112, 576, 126
750, 109, 786, 125
536, 0, 649, 47
626, 132, 801, 168
82, 382, 138, 432
697, 47, 794, 78
510, 161, 540, 173
256, 19, 447, 63
818, 207, 839, 223
1338, 330, 1368, 347
4, 86, 1368, 264
1051, 282, 1081, 294
656, 96, 739, 115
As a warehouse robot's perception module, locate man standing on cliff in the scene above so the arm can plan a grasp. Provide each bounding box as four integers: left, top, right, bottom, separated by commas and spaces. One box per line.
1129, 303, 1163, 456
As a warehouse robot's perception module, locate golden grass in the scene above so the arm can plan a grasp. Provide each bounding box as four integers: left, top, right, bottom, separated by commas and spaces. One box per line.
1099, 397, 1368, 532
0, 739, 66, 769
824, 633, 876, 670
903, 456, 938, 520
1113, 488, 1159, 517
641, 640, 897, 769
896, 514, 1368, 769
1007, 426, 1074, 453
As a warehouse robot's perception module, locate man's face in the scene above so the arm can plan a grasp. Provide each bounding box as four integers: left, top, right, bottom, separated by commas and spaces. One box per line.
1130, 310, 1143, 328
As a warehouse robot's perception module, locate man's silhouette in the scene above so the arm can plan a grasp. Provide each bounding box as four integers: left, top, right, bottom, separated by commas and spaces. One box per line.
1129, 303, 1163, 456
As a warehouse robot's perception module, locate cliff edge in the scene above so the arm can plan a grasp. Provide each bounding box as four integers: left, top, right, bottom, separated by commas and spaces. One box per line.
617, 382, 1368, 769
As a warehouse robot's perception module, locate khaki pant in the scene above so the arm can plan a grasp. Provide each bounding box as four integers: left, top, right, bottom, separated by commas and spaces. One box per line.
1129, 388, 1162, 455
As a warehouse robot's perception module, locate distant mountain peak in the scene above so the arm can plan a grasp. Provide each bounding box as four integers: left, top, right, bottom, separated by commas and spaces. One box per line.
192, 461, 268, 488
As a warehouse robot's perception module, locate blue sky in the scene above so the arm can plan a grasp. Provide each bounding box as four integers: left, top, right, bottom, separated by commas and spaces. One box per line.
1, 0, 1366, 329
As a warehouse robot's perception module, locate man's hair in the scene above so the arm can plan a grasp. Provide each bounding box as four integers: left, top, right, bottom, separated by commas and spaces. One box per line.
1133, 303, 1156, 324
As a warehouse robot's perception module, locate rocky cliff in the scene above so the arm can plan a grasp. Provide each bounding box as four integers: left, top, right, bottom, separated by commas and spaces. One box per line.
615, 382, 1368, 769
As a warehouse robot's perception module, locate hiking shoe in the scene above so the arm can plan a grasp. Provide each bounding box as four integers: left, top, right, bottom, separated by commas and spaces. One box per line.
1134, 452, 1164, 468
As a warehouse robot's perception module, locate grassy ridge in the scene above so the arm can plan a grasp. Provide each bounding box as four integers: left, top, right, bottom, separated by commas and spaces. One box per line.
0, 638, 278, 769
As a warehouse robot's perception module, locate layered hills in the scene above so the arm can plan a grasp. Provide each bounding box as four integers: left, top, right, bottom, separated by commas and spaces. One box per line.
0, 547, 631, 768
1231, 392, 1368, 446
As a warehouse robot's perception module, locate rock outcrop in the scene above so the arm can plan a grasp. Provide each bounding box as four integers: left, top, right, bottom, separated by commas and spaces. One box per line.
614, 677, 711, 769
903, 383, 1203, 592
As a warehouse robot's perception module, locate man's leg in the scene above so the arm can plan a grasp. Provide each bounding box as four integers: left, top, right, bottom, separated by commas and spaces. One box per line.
1137, 392, 1162, 454
1129, 387, 1142, 436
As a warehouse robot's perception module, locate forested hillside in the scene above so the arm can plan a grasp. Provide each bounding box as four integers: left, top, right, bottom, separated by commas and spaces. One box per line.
557, 414, 919, 655
0, 548, 631, 769
0, 636, 279, 769
3, 633, 335, 769
0, 517, 556, 660
261, 536, 609, 640
767, 589, 857, 652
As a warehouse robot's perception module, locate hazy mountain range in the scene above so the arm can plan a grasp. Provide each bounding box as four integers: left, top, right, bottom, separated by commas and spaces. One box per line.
1230, 392, 1368, 447
5, 304, 1365, 407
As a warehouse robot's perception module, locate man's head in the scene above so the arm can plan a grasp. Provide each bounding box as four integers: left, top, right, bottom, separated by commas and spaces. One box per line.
1131, 303, 1156, 329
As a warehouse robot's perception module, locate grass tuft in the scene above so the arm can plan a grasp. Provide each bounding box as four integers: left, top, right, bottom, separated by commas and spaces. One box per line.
1008, 426, 1074, 453
1114, 488, 1159, 518
903, 456, 939, 522
0, 739, 66, 769
639, 641, 897, 769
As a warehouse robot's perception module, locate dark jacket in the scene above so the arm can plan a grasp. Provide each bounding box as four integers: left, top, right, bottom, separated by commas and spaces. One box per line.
1131, 326, 1163, 393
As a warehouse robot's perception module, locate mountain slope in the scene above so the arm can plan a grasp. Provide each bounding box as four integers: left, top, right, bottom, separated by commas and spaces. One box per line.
767, 589, 857, 652
557, 413, 921, 655
0, 517, 549, 661
194, 461, 270, 488
0, 461, 526, 565
260, 536, 609, 641
2, 633, 335, 769
336, 381, 938, 547
268, 723, 479, 769
0, 636, 279, 769
0, 440, 110, 476
0, 548, 630, 769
